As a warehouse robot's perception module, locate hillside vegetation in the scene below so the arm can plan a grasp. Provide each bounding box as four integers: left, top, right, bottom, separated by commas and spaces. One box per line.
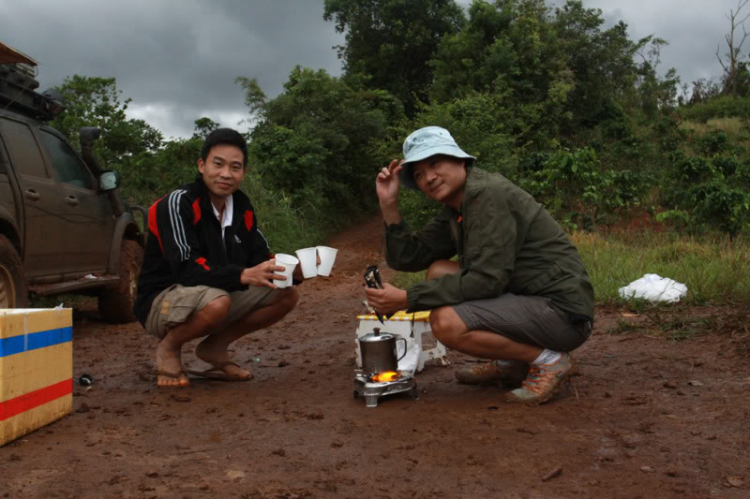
49, 1, 749, 305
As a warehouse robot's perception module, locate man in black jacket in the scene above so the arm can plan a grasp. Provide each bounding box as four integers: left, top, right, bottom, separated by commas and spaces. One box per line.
135, 128, 303, 387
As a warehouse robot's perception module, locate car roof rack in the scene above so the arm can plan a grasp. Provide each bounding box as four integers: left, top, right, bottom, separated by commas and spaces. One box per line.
0, 41, 63, 121
0, 41, 36, 66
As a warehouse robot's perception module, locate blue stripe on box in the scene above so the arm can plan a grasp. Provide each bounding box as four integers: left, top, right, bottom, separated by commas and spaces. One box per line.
0, 327, 73, 358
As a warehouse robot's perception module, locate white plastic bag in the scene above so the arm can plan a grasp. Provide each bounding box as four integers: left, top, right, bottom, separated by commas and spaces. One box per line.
396, 338, 420, 375
618, 273, 687, 303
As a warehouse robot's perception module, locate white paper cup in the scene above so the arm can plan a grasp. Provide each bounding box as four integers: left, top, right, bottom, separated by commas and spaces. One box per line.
272, 253, 299, 288
316, 246, 338, 277
295, 247, 318, 278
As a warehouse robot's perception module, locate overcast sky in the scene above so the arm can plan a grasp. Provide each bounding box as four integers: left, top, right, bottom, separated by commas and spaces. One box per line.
1, 0, 745, 139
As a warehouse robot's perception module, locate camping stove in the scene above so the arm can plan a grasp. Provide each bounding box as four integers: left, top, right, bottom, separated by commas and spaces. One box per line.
353, 369, 419, 408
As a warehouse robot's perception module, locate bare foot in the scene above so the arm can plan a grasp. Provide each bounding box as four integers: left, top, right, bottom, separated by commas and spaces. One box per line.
194, 337, 252, 380
156, 340, 190, 387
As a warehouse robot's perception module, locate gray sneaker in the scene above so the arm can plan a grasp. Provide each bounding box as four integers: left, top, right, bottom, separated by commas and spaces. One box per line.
506, 353, 577, 404
455, 360, 530, 387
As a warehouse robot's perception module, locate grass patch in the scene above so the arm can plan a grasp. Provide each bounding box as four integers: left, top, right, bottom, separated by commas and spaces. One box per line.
679, 117, 746, 136
609, 319, 645, 336
645, 311, 714, 342
609, 307, 748, 353
573, 231, 750, 306
390, 231, 750, 307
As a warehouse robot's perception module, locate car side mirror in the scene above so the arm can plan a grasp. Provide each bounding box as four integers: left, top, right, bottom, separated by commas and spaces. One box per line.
99, 171, 120, 192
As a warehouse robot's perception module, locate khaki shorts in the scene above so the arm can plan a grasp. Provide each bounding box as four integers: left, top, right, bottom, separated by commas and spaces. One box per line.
452, 294, 592, 352
144, 284, 280, 340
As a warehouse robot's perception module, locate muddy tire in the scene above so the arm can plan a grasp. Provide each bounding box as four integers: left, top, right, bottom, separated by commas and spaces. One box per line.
0, 235, 28, 309
98, 239, 143, 323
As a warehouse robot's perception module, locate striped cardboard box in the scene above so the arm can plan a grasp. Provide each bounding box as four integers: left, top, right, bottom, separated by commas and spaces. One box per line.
0, 308, 73, 446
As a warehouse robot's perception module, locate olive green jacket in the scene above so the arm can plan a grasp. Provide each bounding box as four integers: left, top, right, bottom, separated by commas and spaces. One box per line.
385, 167, 594, 320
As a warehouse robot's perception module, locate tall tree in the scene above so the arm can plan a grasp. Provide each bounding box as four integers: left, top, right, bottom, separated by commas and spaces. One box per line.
554, 1, 642, 124
238, 67, 405, 216
428, 0, 517, 103
192, 117, 220, 139
429, 0, 571, 146
50, 75, 162, 167
717, 0, 750, 96
633, 36, 680, 116
323, 0, 465, 116
50, 75, 164, 205
429, 0, 674, 137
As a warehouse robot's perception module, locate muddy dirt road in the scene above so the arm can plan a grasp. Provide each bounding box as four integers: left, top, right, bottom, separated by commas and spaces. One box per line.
3, 218, 750, 498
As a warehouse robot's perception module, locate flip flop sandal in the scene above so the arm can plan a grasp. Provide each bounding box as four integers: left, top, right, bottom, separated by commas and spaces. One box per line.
156, 369, 190, 387
186, 361, 253, 382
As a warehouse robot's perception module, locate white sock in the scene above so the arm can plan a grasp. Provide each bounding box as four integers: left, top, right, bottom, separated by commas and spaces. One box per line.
531, 349, 562, 366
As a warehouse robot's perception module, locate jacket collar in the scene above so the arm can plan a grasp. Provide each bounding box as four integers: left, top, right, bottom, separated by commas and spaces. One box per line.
192, 174, 250, 228
463, 166, 487, 199
444, 166, 485, 217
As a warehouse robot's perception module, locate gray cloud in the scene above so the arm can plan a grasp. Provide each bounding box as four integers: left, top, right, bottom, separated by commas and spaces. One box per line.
1, 0, 745, 137
577, 0, 743, 87
1, 0, 344, 137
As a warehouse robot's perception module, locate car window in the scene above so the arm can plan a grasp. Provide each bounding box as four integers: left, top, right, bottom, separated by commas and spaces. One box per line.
0, 118, 49, 178
38, 130, 93, 190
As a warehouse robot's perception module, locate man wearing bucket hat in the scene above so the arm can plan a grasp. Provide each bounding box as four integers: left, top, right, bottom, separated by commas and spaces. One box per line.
134, 128, 308, 388
365, 126, 594, 404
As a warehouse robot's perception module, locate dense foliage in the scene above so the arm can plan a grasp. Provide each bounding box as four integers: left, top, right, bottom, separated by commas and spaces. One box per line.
323, 0, 465, 117
238, 67, 405, 223
49, 0, 749, 243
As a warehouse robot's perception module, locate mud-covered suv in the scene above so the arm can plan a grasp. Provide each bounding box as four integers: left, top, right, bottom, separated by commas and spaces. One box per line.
0, 46, 144, 322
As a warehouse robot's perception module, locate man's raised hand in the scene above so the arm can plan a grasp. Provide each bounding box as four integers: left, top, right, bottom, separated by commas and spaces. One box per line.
376, 159, 405, 226
376, 159, 404, 207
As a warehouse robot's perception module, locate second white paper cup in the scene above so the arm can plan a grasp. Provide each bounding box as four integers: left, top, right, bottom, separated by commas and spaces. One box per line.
316, 246, 338, 277
295, 247, 318, 278
273, 253, 299, 288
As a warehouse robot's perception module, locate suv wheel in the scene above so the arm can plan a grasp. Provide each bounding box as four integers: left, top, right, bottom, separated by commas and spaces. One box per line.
0, 235, 28, 308
98, 239, 143, 323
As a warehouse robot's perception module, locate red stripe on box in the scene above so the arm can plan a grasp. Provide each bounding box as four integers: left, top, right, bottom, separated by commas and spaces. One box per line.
0, 379, 73, 422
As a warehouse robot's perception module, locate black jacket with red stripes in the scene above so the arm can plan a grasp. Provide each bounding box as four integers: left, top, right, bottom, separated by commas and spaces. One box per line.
133, 174, 272, 326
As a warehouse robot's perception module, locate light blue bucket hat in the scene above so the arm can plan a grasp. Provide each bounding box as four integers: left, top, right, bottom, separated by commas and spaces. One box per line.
398, 126, 476, 190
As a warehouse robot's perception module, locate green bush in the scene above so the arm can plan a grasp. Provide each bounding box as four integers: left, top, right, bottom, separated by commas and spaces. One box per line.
688, 180, 750, 237
240, 171, 323, 254
397, 188, 443, 229
414, 92, 519, 177
677, 95, 750, 122
243, 67, 405, 225
713, 155, 740, 177
675, 155, 715, 183
696, 130, 730, 156
515, 146, 653, 230
662, 147, 750, 237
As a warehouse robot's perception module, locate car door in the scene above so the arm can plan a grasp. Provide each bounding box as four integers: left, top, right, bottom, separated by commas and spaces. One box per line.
0, 136, 22, 232
36, 128, 114, 274
0, 116, 67, 277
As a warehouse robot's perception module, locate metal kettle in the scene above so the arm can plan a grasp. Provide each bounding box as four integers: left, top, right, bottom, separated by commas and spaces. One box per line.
358, 327, 408, 374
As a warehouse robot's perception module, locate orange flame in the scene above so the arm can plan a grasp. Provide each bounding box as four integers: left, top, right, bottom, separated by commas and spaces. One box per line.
371, 371, 400, 382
